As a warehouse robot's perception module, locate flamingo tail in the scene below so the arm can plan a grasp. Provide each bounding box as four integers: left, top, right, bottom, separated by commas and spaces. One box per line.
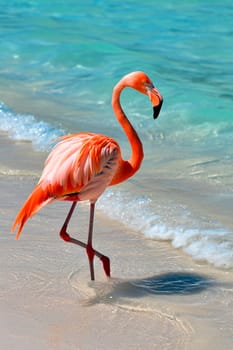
11, 184, 53, 240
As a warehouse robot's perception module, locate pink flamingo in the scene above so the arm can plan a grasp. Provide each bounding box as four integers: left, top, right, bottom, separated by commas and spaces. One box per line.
12, 71, 163, 280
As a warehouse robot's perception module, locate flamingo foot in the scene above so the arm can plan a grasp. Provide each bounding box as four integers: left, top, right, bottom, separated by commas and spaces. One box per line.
100, 256, 111, 278
59, 227, 110, 280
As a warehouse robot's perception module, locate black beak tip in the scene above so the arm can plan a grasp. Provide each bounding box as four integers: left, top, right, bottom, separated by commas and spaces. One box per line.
153, 101, 163, 119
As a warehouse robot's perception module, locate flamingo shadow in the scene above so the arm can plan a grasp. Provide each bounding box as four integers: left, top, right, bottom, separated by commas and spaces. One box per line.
129, 272, 214, 295
85, 272, 215, 306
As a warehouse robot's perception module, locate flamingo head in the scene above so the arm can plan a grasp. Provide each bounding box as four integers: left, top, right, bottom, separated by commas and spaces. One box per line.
122, 71, 163, 119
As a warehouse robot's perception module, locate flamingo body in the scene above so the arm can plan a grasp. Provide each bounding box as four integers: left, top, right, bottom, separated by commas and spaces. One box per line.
12, 71, 163, 280
12, 133, 121, 238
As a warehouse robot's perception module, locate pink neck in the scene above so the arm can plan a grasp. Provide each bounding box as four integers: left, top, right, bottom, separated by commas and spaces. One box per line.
111, 82, 144, 173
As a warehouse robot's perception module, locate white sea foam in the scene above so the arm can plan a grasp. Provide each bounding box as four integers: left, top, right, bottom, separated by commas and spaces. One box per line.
98, 190, 233, 269
0, 102, 64, 151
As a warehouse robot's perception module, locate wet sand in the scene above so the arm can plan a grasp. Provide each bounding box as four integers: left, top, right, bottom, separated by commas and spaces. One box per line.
1, 133, 233, 349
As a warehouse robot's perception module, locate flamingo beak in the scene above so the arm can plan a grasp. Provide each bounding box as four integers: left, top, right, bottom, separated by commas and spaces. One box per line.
153, 100, 163, 119
147, 86, 163, 119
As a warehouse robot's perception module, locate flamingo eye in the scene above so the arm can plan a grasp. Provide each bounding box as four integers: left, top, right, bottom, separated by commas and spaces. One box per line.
144, 82, 154, 91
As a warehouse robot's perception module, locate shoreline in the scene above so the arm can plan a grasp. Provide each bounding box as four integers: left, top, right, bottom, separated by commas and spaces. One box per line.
1, 133, 233, 349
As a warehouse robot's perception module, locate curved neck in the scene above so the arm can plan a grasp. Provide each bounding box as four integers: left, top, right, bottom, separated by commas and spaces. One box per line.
111, 82, 144, 178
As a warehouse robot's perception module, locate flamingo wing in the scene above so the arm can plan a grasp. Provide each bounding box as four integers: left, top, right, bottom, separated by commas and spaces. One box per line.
41, 132, 121, 199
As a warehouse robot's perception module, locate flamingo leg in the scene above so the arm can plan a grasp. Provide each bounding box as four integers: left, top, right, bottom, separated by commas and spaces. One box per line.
59, 202, 111, 280
86, 202, 95, 280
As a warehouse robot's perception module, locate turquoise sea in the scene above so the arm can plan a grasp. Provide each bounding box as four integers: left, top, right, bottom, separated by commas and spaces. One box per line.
0, 0, 232, 268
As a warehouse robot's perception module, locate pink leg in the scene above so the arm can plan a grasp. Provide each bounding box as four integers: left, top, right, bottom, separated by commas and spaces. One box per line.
86, 202, 95, 280
60, 202, 111, 280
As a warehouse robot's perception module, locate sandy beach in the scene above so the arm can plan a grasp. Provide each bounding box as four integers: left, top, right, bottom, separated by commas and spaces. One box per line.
0, 132, 233, 349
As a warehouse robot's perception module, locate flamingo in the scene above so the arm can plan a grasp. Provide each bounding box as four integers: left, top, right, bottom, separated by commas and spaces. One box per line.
12, 71, 163, 281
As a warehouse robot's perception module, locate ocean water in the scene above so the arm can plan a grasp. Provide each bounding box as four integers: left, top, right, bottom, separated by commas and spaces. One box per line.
0, 0, 232, 268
